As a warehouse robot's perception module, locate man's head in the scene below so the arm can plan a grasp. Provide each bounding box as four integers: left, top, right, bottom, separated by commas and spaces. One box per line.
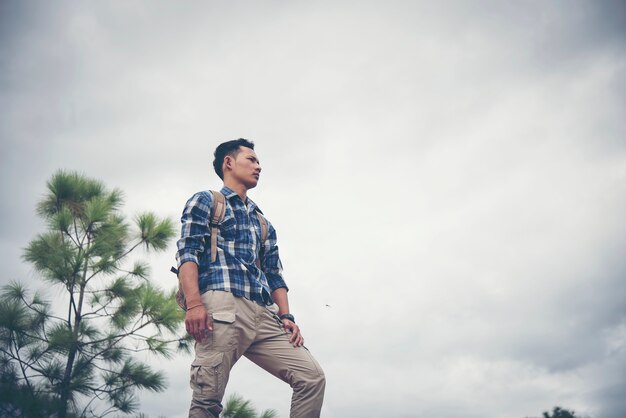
213, 138, 261, 189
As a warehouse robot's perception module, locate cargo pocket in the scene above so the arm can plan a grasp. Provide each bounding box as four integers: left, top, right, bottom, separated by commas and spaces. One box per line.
211, 311, 236, 350
190, 351, 225, 397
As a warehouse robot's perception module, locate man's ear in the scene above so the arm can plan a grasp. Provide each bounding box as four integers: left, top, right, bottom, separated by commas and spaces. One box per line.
224, 155, 233, 171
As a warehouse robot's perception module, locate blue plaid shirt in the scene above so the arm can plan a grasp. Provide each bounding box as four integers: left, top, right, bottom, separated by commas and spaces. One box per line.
176, 186, 287, 305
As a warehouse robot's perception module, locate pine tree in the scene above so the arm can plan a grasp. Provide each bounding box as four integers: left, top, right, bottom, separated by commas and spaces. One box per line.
222, 393, 278, 418
525, 406, 590, 418
0, 170, 190, 417
541, 406, 588, 418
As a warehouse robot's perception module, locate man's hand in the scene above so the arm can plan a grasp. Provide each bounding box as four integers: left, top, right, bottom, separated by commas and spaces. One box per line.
282, 319, 304, 347
185, 304, 213, 342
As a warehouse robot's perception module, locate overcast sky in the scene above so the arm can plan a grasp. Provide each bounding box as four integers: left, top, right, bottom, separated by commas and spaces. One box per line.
1, 1, 625, 417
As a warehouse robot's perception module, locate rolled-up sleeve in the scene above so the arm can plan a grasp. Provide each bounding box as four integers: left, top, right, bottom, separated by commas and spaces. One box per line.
176, 192, 212, 268
262, 222, 288, 292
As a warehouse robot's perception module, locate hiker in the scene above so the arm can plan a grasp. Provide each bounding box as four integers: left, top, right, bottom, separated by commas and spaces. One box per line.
175, 138, 326, 418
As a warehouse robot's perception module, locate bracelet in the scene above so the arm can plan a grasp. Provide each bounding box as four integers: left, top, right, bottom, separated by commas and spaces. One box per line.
186, 303, 204, 310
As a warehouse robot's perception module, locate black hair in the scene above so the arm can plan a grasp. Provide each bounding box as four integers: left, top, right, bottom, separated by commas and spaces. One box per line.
213, 138, 255, 180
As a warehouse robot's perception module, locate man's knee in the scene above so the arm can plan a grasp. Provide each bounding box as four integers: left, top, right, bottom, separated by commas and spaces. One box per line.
312, 370, 326, 394
290, 369, 325, 418
293, 367, 326, 395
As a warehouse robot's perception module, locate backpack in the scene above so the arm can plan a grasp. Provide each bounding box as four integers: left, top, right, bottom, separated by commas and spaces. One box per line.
171, 190, 268, 311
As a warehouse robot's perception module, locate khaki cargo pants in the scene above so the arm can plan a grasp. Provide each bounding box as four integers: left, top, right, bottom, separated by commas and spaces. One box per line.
189, 290, 326, 418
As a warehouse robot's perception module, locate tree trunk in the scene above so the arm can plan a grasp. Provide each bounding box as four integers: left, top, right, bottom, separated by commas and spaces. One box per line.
59, 242, 89, 418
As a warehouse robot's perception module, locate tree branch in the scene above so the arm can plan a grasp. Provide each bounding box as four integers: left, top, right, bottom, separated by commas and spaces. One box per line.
84, 239, 146, 284
7, 337, 34, 393
18, 292, 67, 324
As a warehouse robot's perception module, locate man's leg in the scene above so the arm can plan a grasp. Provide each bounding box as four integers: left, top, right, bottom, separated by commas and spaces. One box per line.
244, 307, 326, 418
189, 291, 255, 418
189, 349, 238, 417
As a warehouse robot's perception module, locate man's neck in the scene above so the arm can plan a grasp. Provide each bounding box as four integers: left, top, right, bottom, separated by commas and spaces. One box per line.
223, 180, 248, 202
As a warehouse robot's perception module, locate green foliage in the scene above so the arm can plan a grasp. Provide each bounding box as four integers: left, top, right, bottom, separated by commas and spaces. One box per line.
526, 406, 590, 418
543, 407, 586, 418
130, 261, 151, 280
47, 323, 77, 353
136, 213, 176, 251
222, 393, 279, 418
0, 170, 186, 418
24, 231, 77, 284
0, 368, 69, 418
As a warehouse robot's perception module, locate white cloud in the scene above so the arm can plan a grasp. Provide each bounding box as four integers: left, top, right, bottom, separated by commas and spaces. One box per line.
1, 1, 625, 417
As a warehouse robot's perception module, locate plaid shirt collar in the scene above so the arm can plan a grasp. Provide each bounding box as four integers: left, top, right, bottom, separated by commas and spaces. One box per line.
220, 186, 260, 213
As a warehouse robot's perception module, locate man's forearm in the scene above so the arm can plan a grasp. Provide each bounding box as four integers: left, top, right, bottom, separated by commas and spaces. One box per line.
179, 261, 202, 307
179, 261, 211, 341
271, 287, 290, 316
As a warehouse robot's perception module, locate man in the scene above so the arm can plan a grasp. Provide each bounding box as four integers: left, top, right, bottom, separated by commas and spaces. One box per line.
176, 138, 325, 418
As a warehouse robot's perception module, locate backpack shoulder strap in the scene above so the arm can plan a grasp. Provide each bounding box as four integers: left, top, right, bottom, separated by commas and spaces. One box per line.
255, 208, 268, 270
257, 210, 268, 245
172, 190, 226, 311
209, 190, 226, 263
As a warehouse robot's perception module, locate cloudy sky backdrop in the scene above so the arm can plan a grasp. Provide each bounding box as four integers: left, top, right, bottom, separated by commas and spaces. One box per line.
1, 1, 625, 417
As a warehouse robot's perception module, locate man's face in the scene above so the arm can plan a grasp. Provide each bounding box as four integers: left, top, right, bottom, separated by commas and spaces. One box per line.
225, 146, 261, 189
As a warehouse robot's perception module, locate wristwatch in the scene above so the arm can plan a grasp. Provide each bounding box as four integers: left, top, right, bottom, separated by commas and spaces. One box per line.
279, 313, 295, 323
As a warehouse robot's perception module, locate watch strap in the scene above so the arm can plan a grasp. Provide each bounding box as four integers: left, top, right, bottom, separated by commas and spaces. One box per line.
279, 313, 295, 323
